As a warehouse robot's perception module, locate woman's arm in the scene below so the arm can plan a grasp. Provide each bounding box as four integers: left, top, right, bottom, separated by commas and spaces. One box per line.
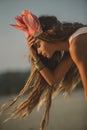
38, 55, 73, 86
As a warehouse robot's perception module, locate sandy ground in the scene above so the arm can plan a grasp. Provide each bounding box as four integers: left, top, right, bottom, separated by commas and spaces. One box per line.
0, 89, 87, 130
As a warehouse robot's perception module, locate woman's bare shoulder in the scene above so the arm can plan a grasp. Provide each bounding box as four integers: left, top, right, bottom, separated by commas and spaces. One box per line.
69, 33, 87, 50
69, 33, 87, 62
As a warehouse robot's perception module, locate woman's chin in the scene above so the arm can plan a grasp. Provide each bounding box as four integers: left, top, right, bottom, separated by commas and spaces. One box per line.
43, 54, 52, 59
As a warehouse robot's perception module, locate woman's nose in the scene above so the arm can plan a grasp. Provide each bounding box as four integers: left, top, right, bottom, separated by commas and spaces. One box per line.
37, 48, 42, 54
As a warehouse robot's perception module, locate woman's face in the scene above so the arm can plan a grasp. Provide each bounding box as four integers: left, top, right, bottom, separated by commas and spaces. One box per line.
34, 39, 55, 58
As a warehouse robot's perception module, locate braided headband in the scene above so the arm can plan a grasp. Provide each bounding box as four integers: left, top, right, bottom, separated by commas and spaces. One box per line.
11, 10, 43, 38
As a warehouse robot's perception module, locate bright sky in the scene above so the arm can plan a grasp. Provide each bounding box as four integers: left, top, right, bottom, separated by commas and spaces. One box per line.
0, 0, 87, 73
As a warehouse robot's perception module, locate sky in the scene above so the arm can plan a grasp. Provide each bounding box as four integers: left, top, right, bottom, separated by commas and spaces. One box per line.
0, 0, 87, 73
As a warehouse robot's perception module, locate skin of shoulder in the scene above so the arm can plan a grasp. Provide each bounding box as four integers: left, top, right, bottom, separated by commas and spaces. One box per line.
69, 33, 87, 64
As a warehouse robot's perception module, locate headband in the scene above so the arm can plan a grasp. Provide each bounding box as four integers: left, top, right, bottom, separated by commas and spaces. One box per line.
11, 10, 43, 38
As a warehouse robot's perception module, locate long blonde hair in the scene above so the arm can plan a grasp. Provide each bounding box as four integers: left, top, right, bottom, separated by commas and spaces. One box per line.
0, 52, 80, 130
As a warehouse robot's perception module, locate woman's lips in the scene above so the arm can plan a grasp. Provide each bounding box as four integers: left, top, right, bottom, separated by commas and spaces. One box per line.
42, 53, 47, 57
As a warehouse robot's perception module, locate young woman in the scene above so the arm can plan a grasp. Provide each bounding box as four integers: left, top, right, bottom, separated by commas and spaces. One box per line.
0, 10, 87, 130
27, 15, 87, 99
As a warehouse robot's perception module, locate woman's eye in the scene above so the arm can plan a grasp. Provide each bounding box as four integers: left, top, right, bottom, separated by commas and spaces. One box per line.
35, 43, 40, 48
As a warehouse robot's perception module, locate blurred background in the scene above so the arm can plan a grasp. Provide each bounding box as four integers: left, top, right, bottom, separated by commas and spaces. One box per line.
0, 0, 87, 130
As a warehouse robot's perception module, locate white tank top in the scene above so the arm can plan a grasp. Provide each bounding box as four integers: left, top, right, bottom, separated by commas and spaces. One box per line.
69, 27, 87, 43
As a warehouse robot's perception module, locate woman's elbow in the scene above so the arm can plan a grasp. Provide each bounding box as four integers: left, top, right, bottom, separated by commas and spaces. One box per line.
48, 78, 59, 87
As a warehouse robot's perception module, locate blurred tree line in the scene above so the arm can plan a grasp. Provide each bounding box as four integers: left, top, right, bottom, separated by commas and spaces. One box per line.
0, 71, 30, 95
0, 70, 83, 96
